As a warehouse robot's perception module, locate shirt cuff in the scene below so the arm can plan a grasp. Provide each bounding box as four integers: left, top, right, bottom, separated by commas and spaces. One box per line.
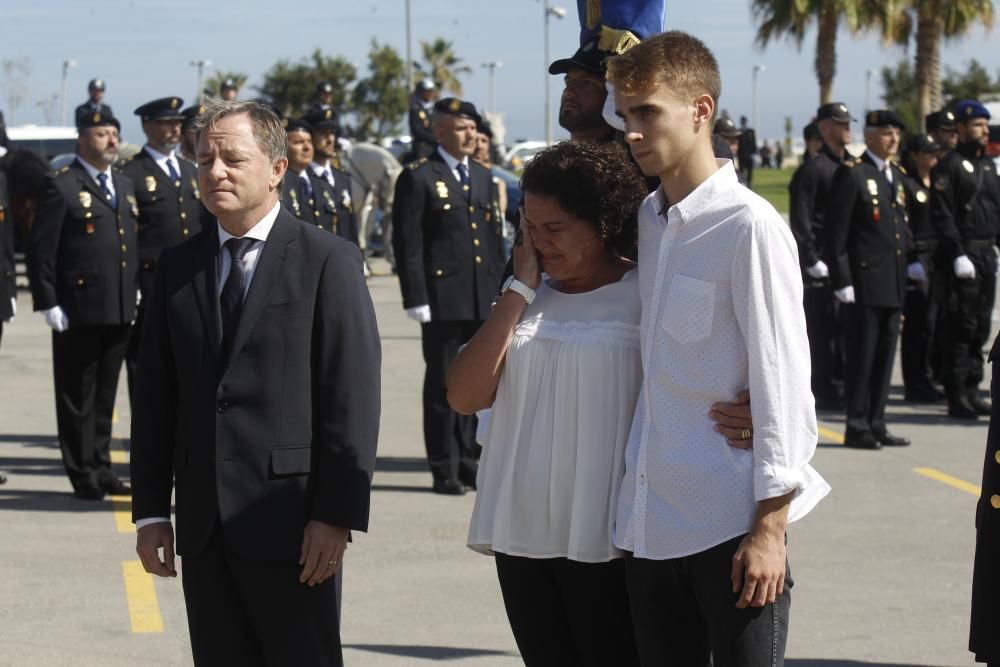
754, 463, 807, 503
135, 517, 171, 529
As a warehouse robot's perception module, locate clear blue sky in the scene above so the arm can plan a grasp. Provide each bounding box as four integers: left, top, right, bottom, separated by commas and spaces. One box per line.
1, 0, 996, 146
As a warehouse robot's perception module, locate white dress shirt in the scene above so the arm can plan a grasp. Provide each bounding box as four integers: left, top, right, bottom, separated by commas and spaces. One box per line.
614, 160, 830, 560
76, 156, 116, 199
865, 149, 893, 184
144, 144, 182, 181
134, 201, 280, 530
309, 161, 335, 187
436, 145, 470, 186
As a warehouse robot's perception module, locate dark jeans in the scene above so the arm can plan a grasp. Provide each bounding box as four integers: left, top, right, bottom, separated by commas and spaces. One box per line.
625, 535, 792, 667
494, 553, 639, 667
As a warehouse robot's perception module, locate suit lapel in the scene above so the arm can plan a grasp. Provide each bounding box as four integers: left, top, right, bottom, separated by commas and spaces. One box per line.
223, 211, 298, 370
192, 230, 223, 363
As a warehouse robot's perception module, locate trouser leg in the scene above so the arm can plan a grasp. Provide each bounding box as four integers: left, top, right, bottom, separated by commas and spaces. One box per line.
803, 282, 838, 403
868, 308, 902, 434
844, 304, 879, 434
52, 327, 99, 487
93, 324, 129, 484
901, 272, 930, 392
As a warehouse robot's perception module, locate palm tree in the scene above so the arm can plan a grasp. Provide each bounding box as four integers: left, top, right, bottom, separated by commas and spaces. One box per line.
416, 39, 472, 96
203, 71, 249, 100
752, 0, 871, 105
871, 0, 993, 130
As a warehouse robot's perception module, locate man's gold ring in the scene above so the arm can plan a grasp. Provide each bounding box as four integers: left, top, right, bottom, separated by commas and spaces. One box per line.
739, 428, 753, 440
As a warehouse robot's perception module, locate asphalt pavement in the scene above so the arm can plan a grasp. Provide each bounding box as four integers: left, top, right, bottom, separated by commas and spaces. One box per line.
0, 265, 990, 666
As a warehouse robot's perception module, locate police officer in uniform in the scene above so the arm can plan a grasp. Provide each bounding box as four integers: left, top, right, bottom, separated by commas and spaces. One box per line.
219, 77, 239, 101
931, 100, 1000, 420
405, 79, 437, 164
899, 133, 945, 402
27, 110, 138, 499
280, 117, 346, 238
307, 80, 337, 117
304, 109, 358, 246
789, 102, 856, 410
74, 79, 113, 128
178, 103, 205, 165
0, 167, 9, 486
971, 333, 1000, 665
826, 110, 911, 450
926, 109, 959, 152
118, 97, 212, 398
392, 98, 504, 495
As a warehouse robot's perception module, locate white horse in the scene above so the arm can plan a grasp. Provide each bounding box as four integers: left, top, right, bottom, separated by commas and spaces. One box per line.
340, 142, 402, 266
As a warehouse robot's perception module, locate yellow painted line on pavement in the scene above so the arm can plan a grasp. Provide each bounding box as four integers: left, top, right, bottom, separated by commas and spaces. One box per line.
112, 495, 135, 534
914, 467, 981, 497
121, 560, 164, 633
110, 450, 128, 464
817, 425, 844, 444
112, 408, 118, 424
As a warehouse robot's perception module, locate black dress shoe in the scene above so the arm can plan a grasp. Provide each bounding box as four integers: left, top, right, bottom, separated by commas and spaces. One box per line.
844, 431, 881, 450
0, 471, 7, 485
873, 430, 910, 446
968, 396, 992, 416
73, 482, 106, 501
948, 398, 980, 420
904, 386, 944, 403
432, 479, 466, 496
99, 477, 132, 496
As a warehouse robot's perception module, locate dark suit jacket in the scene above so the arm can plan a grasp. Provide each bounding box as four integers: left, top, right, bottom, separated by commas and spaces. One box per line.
825, 152, 910, 308
0, 171, 14, 321
117, 148, 213, 295
972, 334, 1000, 660
392, 151, 505, 321
130, 208, 381, 560
27, 159, 138, 326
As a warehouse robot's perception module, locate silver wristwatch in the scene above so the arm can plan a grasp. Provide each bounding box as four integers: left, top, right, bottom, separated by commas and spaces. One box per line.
501, 276, 536, 305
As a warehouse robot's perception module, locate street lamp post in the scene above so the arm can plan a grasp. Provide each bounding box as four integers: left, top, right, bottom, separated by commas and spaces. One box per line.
481, 61, 503, 115
190, 59, 211, 104
865, 68, 878, 113
60, 59, 76, 126
543, 1, 566, 144
405, 0, 413, 94
752, 64, 765, 134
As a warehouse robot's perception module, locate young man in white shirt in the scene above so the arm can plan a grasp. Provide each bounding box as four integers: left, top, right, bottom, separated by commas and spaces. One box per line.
610, 31, 830, 665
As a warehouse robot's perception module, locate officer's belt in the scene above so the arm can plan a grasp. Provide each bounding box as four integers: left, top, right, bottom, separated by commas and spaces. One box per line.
964, 239, 996, 253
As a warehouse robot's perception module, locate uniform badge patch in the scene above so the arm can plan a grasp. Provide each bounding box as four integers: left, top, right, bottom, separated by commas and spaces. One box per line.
866, 179, 878, 196
963, 160, 975, 174
435, 181, 449, 199
916, 190, 928, 204
145, 175, 157, 192
79, 191, 92, 208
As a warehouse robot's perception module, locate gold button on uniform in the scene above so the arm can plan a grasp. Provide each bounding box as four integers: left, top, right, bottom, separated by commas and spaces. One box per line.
121, 244, 127, 252
473, 239, 480, 247
180, 212, 187, 220
993, 450, 1000, 464
435, 269, 443, 276
118, 228, 125, 236
121, 261, 127, 268
471, 223, 478, 230
896, 250, 902, 256
77, 278, 85, 286
468, 206, 475, 213
992, 495, 1000, 509
475, 256, 482, 264
183, 228, 189, 236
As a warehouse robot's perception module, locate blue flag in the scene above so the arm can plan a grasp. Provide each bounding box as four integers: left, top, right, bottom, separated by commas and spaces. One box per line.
575, 0, 667, 52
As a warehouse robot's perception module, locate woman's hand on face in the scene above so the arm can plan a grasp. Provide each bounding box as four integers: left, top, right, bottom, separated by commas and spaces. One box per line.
512, 214, 542, 290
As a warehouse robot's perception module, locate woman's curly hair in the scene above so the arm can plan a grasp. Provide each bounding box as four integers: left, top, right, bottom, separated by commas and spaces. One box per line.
519, 141, 646, 256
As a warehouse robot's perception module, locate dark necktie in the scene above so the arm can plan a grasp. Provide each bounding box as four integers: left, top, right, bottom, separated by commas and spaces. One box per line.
457, 163, 470, 201
300, 174, 314, 203
166, 158, 180, 186
97, 172, 116, 209
322, 169, 333, 185
220, 237, 256, 359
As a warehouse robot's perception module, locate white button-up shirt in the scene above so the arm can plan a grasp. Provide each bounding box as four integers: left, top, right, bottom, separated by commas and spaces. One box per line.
436, 145, 470, 186
76, 156, 116, 199
614, 160, 830, 560
144, 144, 182, 181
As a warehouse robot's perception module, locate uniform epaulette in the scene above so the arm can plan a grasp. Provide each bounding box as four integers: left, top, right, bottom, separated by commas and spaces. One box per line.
897, 164, 908, 176
56, 166, 71, 175
844, 158, 858, 168
407, 158, 428, 170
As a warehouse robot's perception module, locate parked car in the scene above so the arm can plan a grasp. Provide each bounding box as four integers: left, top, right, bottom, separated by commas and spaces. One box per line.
502, 140, 548, 173
6, 125, 77, 162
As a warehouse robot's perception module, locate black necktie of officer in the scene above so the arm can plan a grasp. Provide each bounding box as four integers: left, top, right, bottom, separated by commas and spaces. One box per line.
299, 174, 313, 203
220, 237, 256, 359
166, 158, 180, 186
457, 163, 470, 202
97, 172, 117, 209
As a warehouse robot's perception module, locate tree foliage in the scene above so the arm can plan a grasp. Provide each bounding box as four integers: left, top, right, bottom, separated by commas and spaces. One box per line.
257, 50, 357, 118
415, 38, 472, 96
879, 60, 920, 132
941, 59, 1000, 103
352, 40, 408, 141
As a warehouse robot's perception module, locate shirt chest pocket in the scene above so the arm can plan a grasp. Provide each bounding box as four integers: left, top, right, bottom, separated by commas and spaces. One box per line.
660, 274, 715, 344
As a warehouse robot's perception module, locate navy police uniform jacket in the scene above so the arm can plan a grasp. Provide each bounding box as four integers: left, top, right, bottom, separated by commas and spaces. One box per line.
392, 151, 505, 321
281, 169, 358, 245
929, 143, 1000, 262
789, 143, 852, 271
825, 152, 910, 308
0, 171, 14, 322
27, 159, 138, 326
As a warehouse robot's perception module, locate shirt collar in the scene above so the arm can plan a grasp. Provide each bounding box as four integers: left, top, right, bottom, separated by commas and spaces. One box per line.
437, 145, 468, 171
144, 144, 176, 165
865, 149, 888, 172
76, 155, 112, 184
309, 160, 330, 175
217, 201, 281, 250
659, 159, 736, 225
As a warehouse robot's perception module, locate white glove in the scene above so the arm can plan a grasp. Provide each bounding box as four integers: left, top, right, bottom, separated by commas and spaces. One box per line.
834, 286, 855, 304
405, 305, 432, 323
906, 262, 927, 282
42, 305, 69, 332
805, 260, 829, 279
5, 297, 14, 323
954, 255, 976, 280
136, 289, 142, 306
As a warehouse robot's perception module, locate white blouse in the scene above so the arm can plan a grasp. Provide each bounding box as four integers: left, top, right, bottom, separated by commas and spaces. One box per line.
467, 269, 642, 563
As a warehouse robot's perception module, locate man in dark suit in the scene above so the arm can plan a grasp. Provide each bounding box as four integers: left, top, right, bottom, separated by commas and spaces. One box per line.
304, 109, 359, 247
27, 110, 137, 499
971, 334, 1000, 665
825, 110, 911, 450
118, 96, 213, 399
74, 79, 113, 128
737, 115, 757, 186
131, 100, 380, 667
392, 98, 505, 495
